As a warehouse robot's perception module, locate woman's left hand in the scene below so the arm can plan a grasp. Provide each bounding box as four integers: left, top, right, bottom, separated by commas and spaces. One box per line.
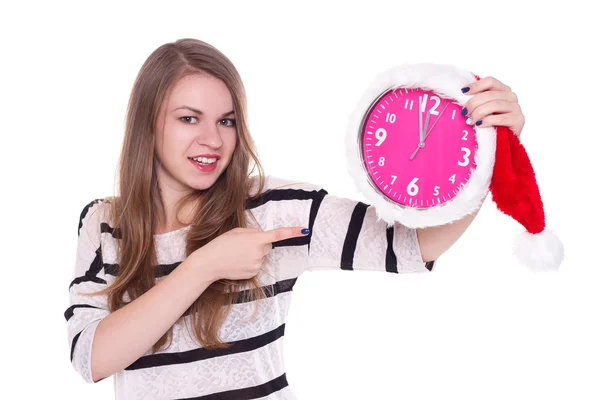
460, 76, 525, 138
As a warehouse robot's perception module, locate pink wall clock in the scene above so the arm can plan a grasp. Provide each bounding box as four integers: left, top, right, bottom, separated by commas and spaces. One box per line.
346, 63, 496, 228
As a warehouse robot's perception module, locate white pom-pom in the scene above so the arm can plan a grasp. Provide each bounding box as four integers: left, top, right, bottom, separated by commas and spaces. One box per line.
514, 229, 564, 272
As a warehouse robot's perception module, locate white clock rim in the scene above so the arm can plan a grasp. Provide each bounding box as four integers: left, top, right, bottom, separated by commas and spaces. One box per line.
345, 62, 497, 229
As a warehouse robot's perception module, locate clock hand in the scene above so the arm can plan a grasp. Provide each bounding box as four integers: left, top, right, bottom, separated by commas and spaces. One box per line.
419, 96, 424, 145
422, 101, 448, 140
410, 101, 449, 160
423, 109, 431, 143
412, 108, 430, 158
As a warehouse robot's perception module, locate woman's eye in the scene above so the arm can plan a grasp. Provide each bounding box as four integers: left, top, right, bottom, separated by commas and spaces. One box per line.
219, 119, 236, 127
180, 116, 198, 124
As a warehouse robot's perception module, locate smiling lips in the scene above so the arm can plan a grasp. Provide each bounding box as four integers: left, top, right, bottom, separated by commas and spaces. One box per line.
189, 154, 220, 164
190, 156, 218, 165
189, 154, 220, 172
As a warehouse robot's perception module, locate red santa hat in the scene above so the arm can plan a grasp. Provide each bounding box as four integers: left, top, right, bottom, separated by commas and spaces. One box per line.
472, 73, 564, 272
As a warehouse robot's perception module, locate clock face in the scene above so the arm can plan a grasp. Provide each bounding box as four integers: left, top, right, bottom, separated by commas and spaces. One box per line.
359, 87, 478, 209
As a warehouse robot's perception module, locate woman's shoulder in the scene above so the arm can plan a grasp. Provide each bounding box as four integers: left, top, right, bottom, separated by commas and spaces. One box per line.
77, 197, 115, 237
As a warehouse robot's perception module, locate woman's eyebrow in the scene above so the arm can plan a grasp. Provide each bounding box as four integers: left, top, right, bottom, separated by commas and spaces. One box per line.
173, 106, 234, 117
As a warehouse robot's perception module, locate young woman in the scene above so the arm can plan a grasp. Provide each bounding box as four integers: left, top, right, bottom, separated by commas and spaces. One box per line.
65, 38, 525, 399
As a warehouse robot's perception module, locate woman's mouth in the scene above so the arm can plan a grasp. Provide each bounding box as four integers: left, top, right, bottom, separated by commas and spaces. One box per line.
189, 156, 218, 165
189, 156, 218, 172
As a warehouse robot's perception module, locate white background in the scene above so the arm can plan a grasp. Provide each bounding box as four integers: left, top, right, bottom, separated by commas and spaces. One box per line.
1, 1, 598, 399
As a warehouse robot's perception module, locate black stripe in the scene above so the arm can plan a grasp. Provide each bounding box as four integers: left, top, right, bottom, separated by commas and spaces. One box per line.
157, 261, 180, 277
69, 246, 105, 289
340, 202, 369, 270
64, 304, 101, 321
100, 222, 121, 239
103, 262, 119, 276
175, 373, 288, 400
70, 331, 82, 362
126, 323, 286, 371
425, 261, 435, 271
246, 187, 326, 209
69, 275, 107, 289
78, 199, 103, 236
104, 262, 180, 278
306, 189, 327, 254
385, 225, 398, 273
232, 278, 297, 305
271, 234, 310, 248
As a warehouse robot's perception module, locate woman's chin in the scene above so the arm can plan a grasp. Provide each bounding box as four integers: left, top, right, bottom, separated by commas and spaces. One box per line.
186, 170, 225, 191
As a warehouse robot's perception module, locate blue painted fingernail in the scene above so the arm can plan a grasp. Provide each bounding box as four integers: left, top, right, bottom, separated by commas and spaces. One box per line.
476, 120, 482, 126
301, 228, 310, 235
461, 87, 470, 93
461, 107, 468, 116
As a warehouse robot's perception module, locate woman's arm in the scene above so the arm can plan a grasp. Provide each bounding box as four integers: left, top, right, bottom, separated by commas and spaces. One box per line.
65, 200, 216, 383
257, 178, 435, 274
416, 203, 483, 262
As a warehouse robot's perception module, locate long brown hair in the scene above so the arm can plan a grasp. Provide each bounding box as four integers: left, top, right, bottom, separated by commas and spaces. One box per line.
90, 38, 268, 352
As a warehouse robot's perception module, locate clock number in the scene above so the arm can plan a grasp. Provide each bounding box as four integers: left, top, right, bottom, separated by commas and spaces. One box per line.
421, 94, 441, 116
391, 175, 397, 184
407, 177, 419, 196
458, 147, 471, 167
449, 174, 456, 184
428, 96, 441, 115
433, 186, 440, 196
385, 112, 396, 123
378, 156, 385, 166
462, 130, 468, 140
375, 128, 387, 147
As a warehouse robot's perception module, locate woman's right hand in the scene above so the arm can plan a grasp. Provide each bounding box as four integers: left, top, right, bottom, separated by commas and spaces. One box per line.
193, 226, 310, 282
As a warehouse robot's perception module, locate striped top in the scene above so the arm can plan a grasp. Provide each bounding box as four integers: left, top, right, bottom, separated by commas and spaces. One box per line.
65, 175, 435, 400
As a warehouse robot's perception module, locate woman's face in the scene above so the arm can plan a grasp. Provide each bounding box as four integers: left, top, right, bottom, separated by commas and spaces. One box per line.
154, 73, 237, 192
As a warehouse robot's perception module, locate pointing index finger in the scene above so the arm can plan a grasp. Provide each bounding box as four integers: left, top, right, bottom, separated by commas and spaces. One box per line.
261, 227, 310, 243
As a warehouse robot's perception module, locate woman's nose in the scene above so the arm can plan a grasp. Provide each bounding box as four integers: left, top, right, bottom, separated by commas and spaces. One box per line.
195, 124, 223, 148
